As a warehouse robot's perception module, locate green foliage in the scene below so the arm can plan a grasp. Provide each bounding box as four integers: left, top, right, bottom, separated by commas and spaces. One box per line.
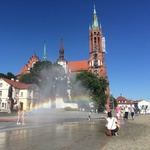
19, 61, 68, 100
70, 71, 108, 108
64, 107, 78, 111
0, 73, 7, 78
19, 73, 37, 84
0, 72, 16, 80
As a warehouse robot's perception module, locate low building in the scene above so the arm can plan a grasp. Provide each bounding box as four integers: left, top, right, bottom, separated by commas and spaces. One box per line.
137, 100, 150, 114
0, 77, 40, 111
116, 96, 133, 108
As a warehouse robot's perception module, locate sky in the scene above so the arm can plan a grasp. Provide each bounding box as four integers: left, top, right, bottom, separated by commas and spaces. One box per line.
0, 0, 150, 101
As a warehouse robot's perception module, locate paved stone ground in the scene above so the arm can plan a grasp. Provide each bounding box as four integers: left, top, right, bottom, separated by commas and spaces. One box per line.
0, 110, 149, 150
102, 114, 150, 150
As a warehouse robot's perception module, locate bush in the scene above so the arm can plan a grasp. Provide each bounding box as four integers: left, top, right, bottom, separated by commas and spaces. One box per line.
64, 107, 78, 111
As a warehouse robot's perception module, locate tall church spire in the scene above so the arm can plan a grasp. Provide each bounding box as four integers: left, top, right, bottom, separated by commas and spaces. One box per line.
57, 39, 67, 74
57, 39, 66, 61
89, 4, 110, 106
43, 41, 47, 61
92, 4, 99, 29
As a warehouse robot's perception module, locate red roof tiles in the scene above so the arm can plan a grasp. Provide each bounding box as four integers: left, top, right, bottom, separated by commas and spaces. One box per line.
68, 60, 88, 73
116, 96, 132, 105
2, 78, 34, 89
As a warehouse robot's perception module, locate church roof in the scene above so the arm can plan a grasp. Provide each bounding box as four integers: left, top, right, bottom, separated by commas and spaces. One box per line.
18, 65, 28, 76
17, 53, 40, 76
68, 60, 88, 73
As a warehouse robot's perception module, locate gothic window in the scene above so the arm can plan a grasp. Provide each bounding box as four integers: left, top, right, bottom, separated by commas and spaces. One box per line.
94, 32, 96, 35
32, 62, 36, 68
94, 37, 96, 43
94, 60, 98, 68
93, 53, 97, 59
98, 37, 100, 43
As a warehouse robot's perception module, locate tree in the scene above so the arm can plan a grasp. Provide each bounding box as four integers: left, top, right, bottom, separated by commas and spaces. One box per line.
7, 72, 16, 80
0, 72, 16, 80
20, 61, 68, 101
0, 73, 7, 78
70, 70, 109, 110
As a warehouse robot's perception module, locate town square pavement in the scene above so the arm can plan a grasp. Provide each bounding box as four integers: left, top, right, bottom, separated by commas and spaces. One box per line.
0, 109, 150, 150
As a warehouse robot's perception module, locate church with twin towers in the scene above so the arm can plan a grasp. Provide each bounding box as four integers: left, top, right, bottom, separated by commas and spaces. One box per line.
18, 5, 110, 104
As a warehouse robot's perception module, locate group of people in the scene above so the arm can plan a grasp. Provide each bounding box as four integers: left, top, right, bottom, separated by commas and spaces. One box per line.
16, 109, 25, 125
116, 105, 135, 120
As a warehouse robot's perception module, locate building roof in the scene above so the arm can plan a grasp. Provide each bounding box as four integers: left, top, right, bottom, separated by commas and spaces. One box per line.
17, 53, 40, 76
68, 60, 88, 73
1, 78, 34, 89
116, 96, 132, 105
18, 65, 28, 76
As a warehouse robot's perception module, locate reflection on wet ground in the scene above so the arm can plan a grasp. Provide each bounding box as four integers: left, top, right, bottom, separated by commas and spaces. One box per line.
0, 110, 126, 150
0, 120, 109, 150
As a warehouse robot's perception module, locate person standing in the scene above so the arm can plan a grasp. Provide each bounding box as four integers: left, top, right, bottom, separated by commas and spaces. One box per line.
130, 105, 135, 120
17, 109, 25, 125
116, 105, 121, 120
21, 110, 25, 125
124, 106, 129, 119
87, 111, 92, 121
17, 109, 22, 125
120, 106, 125, 119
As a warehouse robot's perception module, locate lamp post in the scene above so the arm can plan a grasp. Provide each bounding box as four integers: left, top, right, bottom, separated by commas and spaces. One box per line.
110, 92, 114, 110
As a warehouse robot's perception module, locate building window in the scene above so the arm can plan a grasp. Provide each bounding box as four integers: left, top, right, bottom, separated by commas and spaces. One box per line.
2, 103, 4, 107
20, 92, 23, 97
94, 37, 96, 43
16, 92, 18, 97
32, 62, 36, 68
0, 91, 2, 96
0, 83, 2, 87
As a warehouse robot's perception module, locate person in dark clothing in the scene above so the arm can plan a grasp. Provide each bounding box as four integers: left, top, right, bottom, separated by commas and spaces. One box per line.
8, 85, 14, 110
124, 106, 129, 119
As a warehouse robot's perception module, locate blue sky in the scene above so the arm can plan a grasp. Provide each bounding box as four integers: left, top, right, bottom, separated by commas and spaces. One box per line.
0, 0, 150, 101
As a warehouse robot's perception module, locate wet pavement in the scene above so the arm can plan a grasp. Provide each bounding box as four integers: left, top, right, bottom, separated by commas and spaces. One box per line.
0, 109, 125, 150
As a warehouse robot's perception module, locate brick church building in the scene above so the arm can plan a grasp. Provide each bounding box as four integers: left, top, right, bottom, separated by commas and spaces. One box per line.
17, 5, 110, 105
